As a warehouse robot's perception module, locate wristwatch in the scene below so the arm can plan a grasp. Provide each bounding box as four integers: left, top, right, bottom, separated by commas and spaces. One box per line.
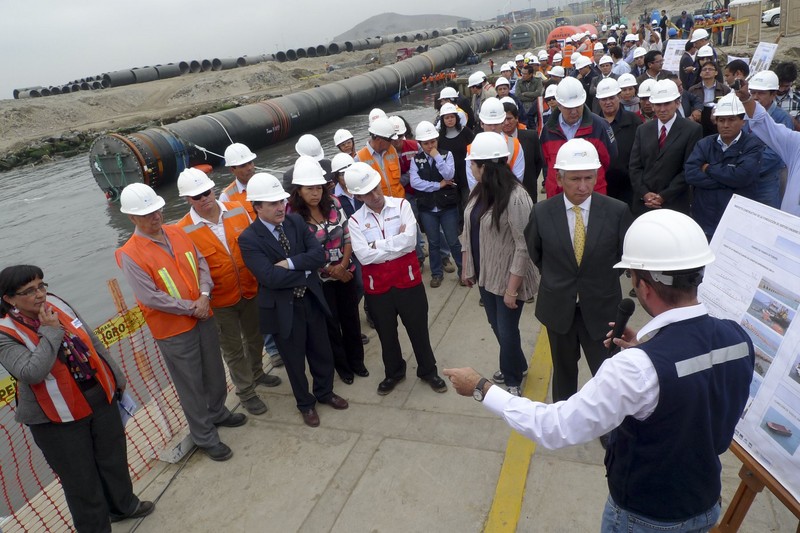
473, 378, 490, 402
201, 291, 211, 300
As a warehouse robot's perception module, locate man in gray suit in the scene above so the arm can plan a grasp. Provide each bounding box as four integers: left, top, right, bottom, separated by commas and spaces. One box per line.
629, 79, 703, 216
525, 139, 632, 401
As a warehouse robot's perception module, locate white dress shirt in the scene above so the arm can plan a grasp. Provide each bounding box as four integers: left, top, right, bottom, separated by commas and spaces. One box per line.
563, 194, 592, 243
349, 196, 417, 265
482, 303, 710, 450
657, 113, 678, 137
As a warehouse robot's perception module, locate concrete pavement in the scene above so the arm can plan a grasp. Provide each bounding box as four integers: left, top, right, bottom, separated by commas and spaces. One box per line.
111, 272, 797, 532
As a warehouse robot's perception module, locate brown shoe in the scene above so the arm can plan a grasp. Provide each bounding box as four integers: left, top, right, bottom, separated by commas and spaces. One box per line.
301, 408, 320, 427
321, 393, 349, 410
430, 276, 443, 288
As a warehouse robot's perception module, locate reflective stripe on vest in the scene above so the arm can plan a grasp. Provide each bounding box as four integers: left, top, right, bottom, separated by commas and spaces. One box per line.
0, 295, 117, 423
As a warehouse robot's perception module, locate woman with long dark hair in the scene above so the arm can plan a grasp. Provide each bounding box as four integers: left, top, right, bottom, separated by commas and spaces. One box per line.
0, 265, 154, 531
460, 133, 539, 396
288, 156, 368, 384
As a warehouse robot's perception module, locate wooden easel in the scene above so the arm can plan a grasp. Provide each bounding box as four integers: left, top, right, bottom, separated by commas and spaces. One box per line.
714, 441, 800, 532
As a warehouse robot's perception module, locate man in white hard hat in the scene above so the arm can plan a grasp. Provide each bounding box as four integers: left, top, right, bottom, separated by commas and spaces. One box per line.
735, 78, 800, 216
589, 55, 618, 107
738, 68, 793, 209
573, 55, 598, 108
685, 93, 763, 238
465, 97, 525, 190
540, 77, 617, 198
345, 162, 448, 397
636, 50, 667, 85
220, 142, 258, 218
283, 133, 333, 188
493, 77, 523, 113
514, 54, 525, 77
467, 70, 497, 116
522, 138, 631, 401
238, 173, 348, 428
116, 183, 243, 462
630, 47, 648, 78
446, 201, 753, 533
629, 79, 702, 216
356, 116, 406, 201
500, 100, 546, 199
514, 64, 543, 118
175, 169, 281, 417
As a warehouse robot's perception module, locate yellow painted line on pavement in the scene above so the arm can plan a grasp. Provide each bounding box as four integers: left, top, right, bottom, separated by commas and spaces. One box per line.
484, 328, 552, 533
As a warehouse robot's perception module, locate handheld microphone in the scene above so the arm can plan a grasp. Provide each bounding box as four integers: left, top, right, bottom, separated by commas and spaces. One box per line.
608, 298, 636, 356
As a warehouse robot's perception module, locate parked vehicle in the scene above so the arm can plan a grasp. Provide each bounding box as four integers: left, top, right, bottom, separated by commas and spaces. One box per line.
762, 6, 780, 26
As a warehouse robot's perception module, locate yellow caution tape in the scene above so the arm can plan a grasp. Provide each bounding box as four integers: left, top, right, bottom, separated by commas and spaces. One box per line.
93, 307, 146, 348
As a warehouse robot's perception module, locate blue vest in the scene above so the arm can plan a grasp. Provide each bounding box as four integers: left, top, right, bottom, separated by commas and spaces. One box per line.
413, 150, 458, 211
605, 314, 753, 520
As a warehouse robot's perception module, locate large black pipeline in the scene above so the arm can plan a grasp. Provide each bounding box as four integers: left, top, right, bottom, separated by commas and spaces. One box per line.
509, 14, 596, 50
88, 26, 510, 200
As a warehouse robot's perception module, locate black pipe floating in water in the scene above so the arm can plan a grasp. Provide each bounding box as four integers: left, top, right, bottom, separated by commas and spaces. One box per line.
88, 26, 510, 201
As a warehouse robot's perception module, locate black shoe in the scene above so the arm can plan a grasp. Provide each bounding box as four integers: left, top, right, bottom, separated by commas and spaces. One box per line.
422, 375, 448, 393
215, 412, 247, 427
202, 442, 233, 461
110, 500, 156, 523
353, 366, 370, 377
339, 374, 354, 385
377, 376, 406, 395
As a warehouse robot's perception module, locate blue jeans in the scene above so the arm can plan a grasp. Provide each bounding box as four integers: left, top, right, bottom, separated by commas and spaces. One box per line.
409, 195, 451, 263
601, 495, 721, 533
419, 207, 462, 278
478, 287, 527, 386
263, 333, 279, 357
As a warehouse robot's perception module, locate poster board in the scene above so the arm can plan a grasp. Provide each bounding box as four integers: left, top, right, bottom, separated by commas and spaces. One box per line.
730, 0, 762, 45
662, 39, 688, 75
749, 42, 779, 75
699, 195, 800, 504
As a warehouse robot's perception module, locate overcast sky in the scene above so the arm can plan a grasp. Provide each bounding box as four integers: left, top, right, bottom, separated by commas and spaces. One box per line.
0, 0, 545, 99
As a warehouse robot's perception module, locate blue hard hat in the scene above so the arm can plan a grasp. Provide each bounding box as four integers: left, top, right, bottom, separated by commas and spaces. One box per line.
668, 28, 678, 36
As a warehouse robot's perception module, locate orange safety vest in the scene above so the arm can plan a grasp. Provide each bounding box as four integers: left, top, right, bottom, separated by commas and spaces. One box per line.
176, 202, 258, 308
0, 295, 117, 423
466, 135, 522, 174
221, 180, 255, 219
115, 225, 206, 339
357, 145, 406, 198
562, 44, 576, 67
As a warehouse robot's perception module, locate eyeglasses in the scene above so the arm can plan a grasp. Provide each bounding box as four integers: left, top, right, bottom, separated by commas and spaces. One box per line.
16, 283, 48, 297
191, 189, 212, 201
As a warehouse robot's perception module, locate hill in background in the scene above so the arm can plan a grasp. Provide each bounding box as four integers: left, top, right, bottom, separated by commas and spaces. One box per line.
333, 12, 468, 41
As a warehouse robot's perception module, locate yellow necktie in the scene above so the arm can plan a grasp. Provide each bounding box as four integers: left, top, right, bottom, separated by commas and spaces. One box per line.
572, 205, 585, 266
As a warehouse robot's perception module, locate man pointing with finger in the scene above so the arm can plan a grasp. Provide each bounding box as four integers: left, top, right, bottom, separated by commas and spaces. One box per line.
445, 209, 753, 531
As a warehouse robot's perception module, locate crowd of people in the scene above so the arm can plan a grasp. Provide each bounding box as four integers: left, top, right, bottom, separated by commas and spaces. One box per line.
3, 23, 799, 532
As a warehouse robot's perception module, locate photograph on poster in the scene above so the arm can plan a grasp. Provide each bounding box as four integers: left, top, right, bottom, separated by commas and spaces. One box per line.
741, 316, 782, 357
758, 277, 800, 310
790, 352, 800, 387
747, 290, 795, 336
755, 346, 774, 377
760, 406, 800, 454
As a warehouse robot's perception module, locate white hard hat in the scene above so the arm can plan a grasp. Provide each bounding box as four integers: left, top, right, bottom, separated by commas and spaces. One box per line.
415, 121, 439, 142
648, 79, 680, 104
553, 53, 563, 62
515, 54, 525, 61
638, 78, 657, 98
468, 71, 487, 87
466, 132, 510, 160
333, 128, 353, 147
652, 19, 659, 25
439, 102, 458, 115
499, 96, 517, 108
177, 167, 214, 197
594, 42, 605, 51
494, 76, 510, 87
596, 77, 621, 99
291, 155, 328, 186
224, 143, 256, 167
574, 55, 592, 70
330, 153, 354, 174
555, 76, 587, 108
601, 24, 608, 32
524, 52, 534, 59
368, 116, 398, 140
389, 116, 407, 135
369, 108, 387, 124
439, 86, 459, 100
599, 55, 613, 65
119, 183, 165, 215
607, 36, 617, 44
544, 84, 559, 98
479, 97, 506, 124
697, 45, 714, 58
749, 70, 779, 91
619, 24, 626, 29
538, 50, 548, 60
691, 28, 710, 42
614, 210, 715, 274
633, 46, 648, 59
344, 162, 381, 195
549, 66, 566, 78
246, 173, 289, 202
530, 55, 540, 65
571, 52, 583, 64
610, 24, 618, 30
295, 134, 324, 161
500, 63, 512, 72
624, 33, 638, 43
617, 73, 638, 88
554, 138, 601, 171
591, 33, 597, 39
713, 93, 746, 116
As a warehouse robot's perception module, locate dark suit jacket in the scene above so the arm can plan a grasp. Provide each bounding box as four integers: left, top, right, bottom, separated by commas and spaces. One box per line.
238, 213, 328, 338
628, 116, 703, 216
680, 91, 702, 118
516, 129, 544, 202
525, 193, 632, 340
